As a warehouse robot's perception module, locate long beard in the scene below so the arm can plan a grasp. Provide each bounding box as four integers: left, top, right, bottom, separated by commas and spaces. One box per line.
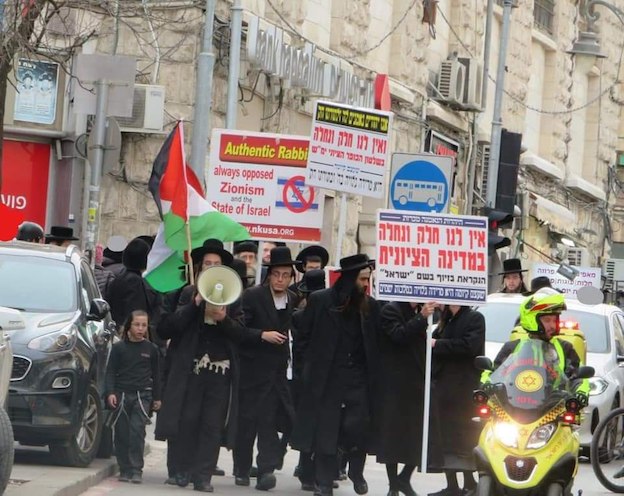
341, 284, 367, 315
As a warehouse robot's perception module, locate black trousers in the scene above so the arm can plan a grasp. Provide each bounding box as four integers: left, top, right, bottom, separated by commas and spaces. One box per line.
114, 391, 152, 476
234, 386, 282, 476
315, 449, 366, 489
178, 370, 230, 483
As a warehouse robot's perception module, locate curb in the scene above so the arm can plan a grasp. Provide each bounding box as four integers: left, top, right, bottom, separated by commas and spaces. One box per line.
6, 445, 151, 496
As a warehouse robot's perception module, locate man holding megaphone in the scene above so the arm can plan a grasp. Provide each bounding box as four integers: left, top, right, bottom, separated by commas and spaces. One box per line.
156, 239, 285, 493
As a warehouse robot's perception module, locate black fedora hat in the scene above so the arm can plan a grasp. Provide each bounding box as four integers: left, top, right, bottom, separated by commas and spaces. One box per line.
233, 240, 259, 255
299, 269, 326, 293
45, 226, 78, 242
522, 276, 554, 296
295, 245, 329, 273
191, 239, 234, 266
337, 254, 375, 273
263, 246, 302, 268
498, 258, 527, 276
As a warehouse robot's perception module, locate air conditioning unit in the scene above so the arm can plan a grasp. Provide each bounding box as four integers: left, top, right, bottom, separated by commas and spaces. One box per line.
474, 142, 491, 198
567, 247, 590, 267
116, 84, 165, 133
603, 258, 624, 291
436, 59, 465, 106
459, 57, 484, 111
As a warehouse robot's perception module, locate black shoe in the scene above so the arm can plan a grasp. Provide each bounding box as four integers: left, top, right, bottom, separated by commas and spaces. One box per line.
118, 472, 130, 483
194, 482, 215, 492
337, 470, 347, 481
351, 477, 368, 495
302, 482, 316, 491
314, 486, 334, 496
333, 481, 339, 489
387, 492, 400, 496
130, 473, 142, 484
250, 466, 259, 478
256, 473, 277, 491
396, 477, 418, 496
235, 476, 251, 486
213, 466, 225, 476
176, 473, 190, 488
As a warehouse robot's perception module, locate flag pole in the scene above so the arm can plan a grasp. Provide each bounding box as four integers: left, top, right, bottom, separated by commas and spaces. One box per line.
185, 221, 195, 286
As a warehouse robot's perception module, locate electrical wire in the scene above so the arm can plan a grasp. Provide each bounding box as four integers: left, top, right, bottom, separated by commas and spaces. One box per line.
265, 0, 418, 59
436, 6, 624, 116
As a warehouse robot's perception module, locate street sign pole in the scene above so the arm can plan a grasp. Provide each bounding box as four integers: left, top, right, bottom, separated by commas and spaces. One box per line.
420, 313, 434, 473
334, 192, 348, 264
85, 79, 109, 265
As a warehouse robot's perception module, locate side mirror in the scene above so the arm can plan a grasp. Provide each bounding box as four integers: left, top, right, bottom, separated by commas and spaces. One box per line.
475, 356, 494, 371
577, 365, 595, 379
87, 298, 110, 321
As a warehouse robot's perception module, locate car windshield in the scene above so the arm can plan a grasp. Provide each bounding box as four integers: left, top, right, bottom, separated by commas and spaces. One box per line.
476, 302, 609, 353
0, 254, 77, 312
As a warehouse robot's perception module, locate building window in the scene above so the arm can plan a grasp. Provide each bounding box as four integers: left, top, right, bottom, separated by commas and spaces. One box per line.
534, 0, 554, 35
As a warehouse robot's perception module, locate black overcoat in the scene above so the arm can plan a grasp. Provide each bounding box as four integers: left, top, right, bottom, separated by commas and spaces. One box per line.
430, 307, 485, 467
239, 284, 296, 429
290, 287, 381, 455
376, 301, 427, 465
154, 301, 262, 449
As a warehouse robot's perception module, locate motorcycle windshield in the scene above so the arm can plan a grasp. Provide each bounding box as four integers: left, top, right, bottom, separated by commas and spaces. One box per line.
490, 339, 570, 422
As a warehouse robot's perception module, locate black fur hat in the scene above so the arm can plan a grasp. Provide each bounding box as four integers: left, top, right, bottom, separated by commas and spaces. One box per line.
122, 238, 151, 271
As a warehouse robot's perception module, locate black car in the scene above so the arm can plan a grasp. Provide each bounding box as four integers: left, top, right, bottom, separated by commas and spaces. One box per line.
0, 241, 115, 467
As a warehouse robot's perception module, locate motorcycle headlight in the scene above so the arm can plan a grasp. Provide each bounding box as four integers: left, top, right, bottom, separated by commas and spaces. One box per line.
526, 422, 556, 449
588, 377, 609, 396
494, 422, 519, 448
28, 325, 78, 353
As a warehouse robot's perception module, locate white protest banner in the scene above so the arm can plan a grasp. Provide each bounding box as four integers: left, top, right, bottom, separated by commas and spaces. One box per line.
531, 263, 601, 296
375, 209, 488, 305
306, 101, 393, 198
207, 129, 324, 243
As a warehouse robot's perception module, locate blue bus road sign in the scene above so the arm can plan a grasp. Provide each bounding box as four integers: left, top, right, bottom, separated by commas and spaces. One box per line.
388, 153, 453, 213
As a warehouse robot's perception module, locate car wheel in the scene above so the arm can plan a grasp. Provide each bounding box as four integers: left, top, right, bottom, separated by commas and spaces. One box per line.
0, 406, 14, 495
50, 383, 103, 467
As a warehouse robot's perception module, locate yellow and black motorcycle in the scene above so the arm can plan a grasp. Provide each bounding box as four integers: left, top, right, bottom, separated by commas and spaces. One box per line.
474, 339, 594, 496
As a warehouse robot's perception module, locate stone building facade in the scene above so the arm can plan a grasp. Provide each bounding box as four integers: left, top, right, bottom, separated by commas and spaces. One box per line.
10, 0, 620, 272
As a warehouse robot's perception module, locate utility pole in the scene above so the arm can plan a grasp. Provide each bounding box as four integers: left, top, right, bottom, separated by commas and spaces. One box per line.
85, 79, 109, 264
226, 0, 242, 129
485, 0, 514, 207
189, 0, 217, 184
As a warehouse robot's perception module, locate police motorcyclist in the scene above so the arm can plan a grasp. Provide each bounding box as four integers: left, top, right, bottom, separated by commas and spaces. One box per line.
482, 288, 590, 404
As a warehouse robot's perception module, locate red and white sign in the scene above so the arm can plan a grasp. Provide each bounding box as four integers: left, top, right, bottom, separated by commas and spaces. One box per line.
207, 129, 324, 243
306, 101, 393, 198
375, 210, 489, 305
0, 140, 50, 241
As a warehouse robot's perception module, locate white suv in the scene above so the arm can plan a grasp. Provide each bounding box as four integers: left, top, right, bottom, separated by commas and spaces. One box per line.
475, 293, 624, 452
0, 306, 18, 494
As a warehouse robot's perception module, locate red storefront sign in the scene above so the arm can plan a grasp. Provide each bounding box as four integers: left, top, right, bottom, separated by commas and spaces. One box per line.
0, 140, 51, 240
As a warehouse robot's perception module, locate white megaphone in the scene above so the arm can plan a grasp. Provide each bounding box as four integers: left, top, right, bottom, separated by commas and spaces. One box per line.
197, 265, 243, 324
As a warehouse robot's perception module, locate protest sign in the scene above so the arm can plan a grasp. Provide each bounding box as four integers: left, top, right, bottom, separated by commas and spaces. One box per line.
375, 209, 488, 305
531, 263, 601, 296
208, 129, 323, 243
306, 101, 392, 198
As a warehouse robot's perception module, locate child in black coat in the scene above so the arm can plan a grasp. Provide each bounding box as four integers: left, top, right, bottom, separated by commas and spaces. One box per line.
105, 310, 161, 484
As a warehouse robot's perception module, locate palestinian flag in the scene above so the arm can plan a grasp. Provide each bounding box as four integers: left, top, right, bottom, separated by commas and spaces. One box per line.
144, 225, 187, 292
147, 121, 249, 252
144, 121, 249, 291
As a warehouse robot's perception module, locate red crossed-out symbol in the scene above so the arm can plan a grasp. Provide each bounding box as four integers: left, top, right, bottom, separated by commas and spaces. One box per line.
282, 175, 314, 213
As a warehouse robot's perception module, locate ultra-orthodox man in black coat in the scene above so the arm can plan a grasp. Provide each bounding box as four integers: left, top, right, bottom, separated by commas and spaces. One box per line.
233, 247, 298, 491
290, 254, 380, 495
155, 294, 260, 490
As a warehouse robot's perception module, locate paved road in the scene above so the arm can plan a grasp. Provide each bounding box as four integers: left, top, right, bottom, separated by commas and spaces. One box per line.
78, 439, 612, 496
